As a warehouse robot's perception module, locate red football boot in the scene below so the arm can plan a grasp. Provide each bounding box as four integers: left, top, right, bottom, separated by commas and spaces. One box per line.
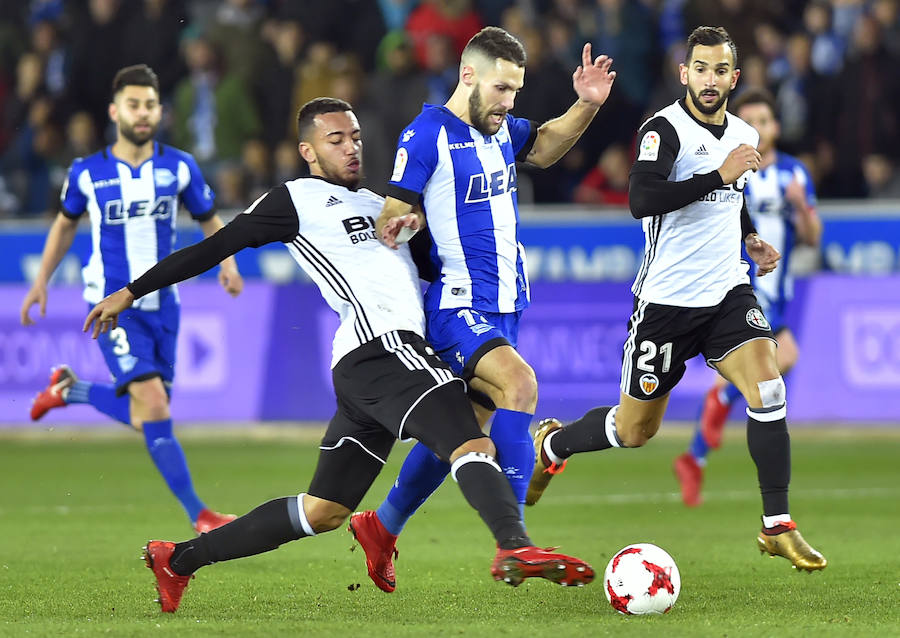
491, 545, 595, 587
699, 386, 729, 449
30, 365, 76, 421
673, 452, 704, 507
193, 509, 237, 533
143, 540, 193, 613
348, 510, 398, 592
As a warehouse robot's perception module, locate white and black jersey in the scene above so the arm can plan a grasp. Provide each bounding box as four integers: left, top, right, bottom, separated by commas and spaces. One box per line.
128, 176, 426, 368
629, 99, 759, 307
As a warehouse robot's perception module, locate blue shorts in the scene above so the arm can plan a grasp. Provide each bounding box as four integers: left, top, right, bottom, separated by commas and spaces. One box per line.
425, 308, 522, 378
94, 297, 179, 395
757, 296, 787, 335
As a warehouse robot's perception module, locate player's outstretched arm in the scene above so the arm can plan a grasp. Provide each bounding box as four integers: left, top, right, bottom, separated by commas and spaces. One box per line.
525, 43, 616, 169
199, 214, 244, 297
84, 287, 134, 338
21, 213, 80, 326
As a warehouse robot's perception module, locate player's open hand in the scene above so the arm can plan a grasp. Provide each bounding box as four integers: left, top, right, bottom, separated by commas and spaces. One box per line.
83, 287, 135, 338
573, 44, 616, 107
219, 266, 243, 297
745, 234, 780, 277
380, 213, 420, 250
20, 284, 48, 326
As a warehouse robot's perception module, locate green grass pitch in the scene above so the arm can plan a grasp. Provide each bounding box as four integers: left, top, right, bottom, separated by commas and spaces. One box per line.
1, 425, 898, 637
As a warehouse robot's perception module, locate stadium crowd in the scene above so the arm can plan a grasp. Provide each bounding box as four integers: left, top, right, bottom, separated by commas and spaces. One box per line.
1, 0, 899, 218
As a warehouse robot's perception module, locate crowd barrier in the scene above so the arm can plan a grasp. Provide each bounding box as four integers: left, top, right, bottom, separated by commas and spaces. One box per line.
1, 275, 898, 425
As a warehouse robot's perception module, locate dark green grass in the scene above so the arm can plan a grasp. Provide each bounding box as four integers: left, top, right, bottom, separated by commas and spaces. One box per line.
1, 425, 898, 637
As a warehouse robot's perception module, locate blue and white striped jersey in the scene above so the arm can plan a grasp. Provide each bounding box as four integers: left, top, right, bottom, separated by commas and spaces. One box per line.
387, 104, 537, 314
744, 152, 817, 309
61, 143, 215, 310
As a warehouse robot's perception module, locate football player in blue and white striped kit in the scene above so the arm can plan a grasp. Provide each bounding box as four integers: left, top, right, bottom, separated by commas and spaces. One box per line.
21, 65, 242, 533
674, 87, 822, 507
347, 26, 617, 591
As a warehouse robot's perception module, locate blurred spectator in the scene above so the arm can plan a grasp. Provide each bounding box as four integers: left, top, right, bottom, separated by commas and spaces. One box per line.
683, 0, 779, 59
406, 0, 484, 69
872, 0, 900, 59
172, 36, 261, 165
378, 0, 418, 31
273, 0, 386, 73
257, 20, 304, 148
825, 13, 900, 196
422, 33, 459, 105
59, 110, 99, 166
206, 0, 267, 87
121, 0, 190, 100
753, 22, 790, 85
584, 0, 657, 116
67, 0, 128, 135
30, 20, 68, 101
573, 143, 630, 206
802, 1, 845, 75
2, 53, 46, 151
3, 95, 63, 216
863, 154, 900, 198
273, 139, 301, 184
364, 31, 429, 184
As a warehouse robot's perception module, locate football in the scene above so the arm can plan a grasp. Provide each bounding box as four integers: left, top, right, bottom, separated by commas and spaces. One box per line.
603, 543, 681, 615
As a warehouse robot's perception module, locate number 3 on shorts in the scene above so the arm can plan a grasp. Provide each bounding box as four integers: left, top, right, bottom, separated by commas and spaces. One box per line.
636, 340, 672, 373
108, 326, 131, 356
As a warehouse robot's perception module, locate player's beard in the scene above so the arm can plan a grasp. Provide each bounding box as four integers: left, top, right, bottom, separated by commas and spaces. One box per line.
119, 119, 158, 146
468, 85, 504, 136
320, 156, 362, 190
687, 85, 731, 116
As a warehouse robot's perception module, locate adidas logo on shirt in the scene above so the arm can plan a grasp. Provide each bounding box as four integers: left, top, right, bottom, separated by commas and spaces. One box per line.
325, 195, 342, 207
695, 144, 709, 156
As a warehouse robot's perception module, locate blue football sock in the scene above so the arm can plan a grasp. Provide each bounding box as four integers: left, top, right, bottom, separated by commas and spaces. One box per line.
490, 408, 534, 513
67, 381, 132, 426
142, 419, 206, 522
377, 442, 449, 536
689, 427, 710, 464
723, 383, 742, 404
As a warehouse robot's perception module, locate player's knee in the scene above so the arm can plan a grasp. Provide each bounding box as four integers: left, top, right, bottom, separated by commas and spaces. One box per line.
615, 414, 660, 448
304, 499, 352, 533
496, 365, 537, 411
753, 376, 786, 410
449, 435, 495, 463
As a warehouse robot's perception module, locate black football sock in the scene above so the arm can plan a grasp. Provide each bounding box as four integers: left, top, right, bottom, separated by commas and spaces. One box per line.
170, 496, 306, 575
452, 453, 531, 550
548, 406, 620, 460
746, 407, 790, 516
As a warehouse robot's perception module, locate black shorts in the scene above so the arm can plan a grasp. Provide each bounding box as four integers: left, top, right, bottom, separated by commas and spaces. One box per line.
621, 284, 776, 400
307, 331, 486, 510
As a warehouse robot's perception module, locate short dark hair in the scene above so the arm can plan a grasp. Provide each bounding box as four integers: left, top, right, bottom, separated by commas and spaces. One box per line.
685, 26, 738, 68
462, 26, 526, 67
296, 97, 354, 141
111, 64, 159, 99
729, 87, 776, 116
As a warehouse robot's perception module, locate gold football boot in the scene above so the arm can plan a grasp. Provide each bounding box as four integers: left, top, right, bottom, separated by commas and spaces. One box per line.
756, 520, 827, 571
525, 418, 566, 506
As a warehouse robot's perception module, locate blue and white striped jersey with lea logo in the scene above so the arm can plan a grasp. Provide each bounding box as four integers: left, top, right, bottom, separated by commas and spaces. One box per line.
387, 104, 537, 314
60, 143, 215, 310
744, 152, 817, 310
631, 101, 759, 307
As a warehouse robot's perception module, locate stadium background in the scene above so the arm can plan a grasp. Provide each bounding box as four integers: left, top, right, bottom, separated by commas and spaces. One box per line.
1, 0, 898, 427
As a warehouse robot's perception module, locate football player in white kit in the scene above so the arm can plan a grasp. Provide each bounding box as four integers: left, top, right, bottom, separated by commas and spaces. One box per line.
85, 98, 595, 613
674, 88, 822, 507
525, 27, 827, 572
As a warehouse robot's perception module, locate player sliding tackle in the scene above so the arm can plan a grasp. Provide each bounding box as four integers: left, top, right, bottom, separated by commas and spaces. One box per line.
84, 98, 594, 613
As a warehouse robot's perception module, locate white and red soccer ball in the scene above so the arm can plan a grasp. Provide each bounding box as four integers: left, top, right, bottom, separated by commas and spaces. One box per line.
603, 543, 681, 615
